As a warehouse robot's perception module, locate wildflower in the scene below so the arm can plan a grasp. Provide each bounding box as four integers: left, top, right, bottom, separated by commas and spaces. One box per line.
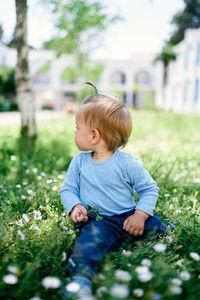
190, 252, 200, 261
22, 213, 30, 223
46, 179, 52, 184
34, 225, 40, 232
42, 276, 61, 289
68, 229, 74, 235
65, 282, 80, 293
153, 243, 166, 252
29, 297, 42, 300
15, 219, 24, 227
7, 266, 19, 274
122, 249, 132, 257
133, 288, 144, 297
41, 172, 46, 176
62, 251, 67, 262
37, 176, 42, 180
141, 259, 151, 267
171, 278, 182, 286
58, 174, 64, 179
170, 286, 182, 294
114, 270, 132, 282
138, 271, 153, 282
33, 210, 42, 221
25, 169, 30, 174
179, 271, 191, 281
16, 184, 21, 188
3, 274, 18, 284
33, 168, 38, 173
22, 181, 28, 185
175, 209, 182, 214
110, 283, 129, 298
96, 286, 107, 297
21, 195, 26, 200
176, 259, 184, 267
52, 185, 57, 191
17, 230, 25, 240
10, 155, 16, 161
104, 265, 111, 271
27, 189, 33, 194
135, 266, 149, 274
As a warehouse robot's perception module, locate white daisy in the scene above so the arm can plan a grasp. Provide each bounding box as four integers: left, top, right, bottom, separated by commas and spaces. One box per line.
114, 270, 132, 282
179, 271, 191, 281
133, 288, 144, 297
171, 278, 182, 286
170, 286, 182, 294
141, 259, 151, 267
110, 283, 129, 298
138, 271, 153, 282
15, 219, 24, 227
22, 213, 30, 223
42, 276, 61, 289
33, 210, 42, 221
65, 282, 80, 292
153, 243, 167, 252
3, 274, 18, 284
122, 249, 132, 257
190, 252, 200, 261
17, 230, 25, 240
135, 266, 149, 274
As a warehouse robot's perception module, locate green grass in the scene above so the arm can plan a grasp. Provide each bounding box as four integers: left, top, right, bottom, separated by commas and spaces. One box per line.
0, 110, 200, 300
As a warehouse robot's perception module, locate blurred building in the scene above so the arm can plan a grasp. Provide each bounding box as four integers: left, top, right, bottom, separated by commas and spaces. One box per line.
0, 42, 155, 110
155, 28, 200, 114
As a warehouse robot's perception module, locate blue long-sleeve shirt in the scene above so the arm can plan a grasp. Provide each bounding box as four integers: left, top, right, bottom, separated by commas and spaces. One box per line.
60, 150, 159, 216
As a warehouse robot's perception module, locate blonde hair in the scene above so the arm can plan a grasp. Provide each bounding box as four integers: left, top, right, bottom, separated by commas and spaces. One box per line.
78, 100, 132, 150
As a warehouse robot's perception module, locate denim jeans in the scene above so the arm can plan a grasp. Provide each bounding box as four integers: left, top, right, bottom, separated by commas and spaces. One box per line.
66, 209, 174, 280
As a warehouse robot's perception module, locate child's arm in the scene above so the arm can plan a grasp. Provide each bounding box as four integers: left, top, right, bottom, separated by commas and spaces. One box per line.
60, 155, 84, 215
122, 155, 159, 236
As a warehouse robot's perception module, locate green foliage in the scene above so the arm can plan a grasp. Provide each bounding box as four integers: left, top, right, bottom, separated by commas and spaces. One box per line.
39, 60, 52, 73
0, 111, 200, 299
44, 0, 119, 56
60, 66, 78, 83
0, 66, 16, 96
81, 62, 105, 83
169, 0, 200, 45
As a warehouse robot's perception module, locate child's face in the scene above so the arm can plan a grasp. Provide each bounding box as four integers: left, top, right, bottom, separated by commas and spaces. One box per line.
75, 112, 92, 151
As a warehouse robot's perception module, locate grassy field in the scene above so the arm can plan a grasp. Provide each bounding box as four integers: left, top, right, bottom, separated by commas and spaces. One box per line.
0, 110, 200, 300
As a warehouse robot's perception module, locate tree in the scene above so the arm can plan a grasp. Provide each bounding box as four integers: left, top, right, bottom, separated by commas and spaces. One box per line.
155, 0, 200, 85
169, 0, 200, 45
44, 0, 119, 88
154, 45, 177, 85
15, 0, 36, 137
0, 24, 3, 41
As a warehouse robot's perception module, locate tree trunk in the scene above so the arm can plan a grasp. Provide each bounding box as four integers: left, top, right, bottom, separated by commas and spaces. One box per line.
15, 0, 37, 137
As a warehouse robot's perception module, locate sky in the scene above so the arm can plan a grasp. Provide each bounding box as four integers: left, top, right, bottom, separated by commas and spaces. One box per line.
0, 0, 184, 59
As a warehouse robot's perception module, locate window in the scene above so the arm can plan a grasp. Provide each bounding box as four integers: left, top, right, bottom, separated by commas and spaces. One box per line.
183, 82, 188, 102
194, 78, 199, 102
135, 71, 150, 85
196, 41, 200, 65
111, 71, 126, 84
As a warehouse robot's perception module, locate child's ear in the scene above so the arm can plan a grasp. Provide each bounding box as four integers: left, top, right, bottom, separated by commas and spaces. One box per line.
90, 128, 100, 144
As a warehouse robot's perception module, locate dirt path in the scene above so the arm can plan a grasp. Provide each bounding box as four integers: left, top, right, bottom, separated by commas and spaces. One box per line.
0, 111, 65, 127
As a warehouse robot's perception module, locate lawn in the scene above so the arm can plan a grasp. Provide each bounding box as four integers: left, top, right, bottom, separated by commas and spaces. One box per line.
0, 110, 200, 300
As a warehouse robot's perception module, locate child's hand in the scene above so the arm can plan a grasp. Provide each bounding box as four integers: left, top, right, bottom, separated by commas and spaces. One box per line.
123, 210, 149, 236
70, 204, 88, 223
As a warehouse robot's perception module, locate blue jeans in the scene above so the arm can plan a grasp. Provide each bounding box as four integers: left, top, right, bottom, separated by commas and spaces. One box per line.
66, 209, 174, 280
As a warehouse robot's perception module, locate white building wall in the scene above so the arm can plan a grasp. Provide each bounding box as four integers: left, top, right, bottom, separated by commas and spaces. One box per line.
155, 28, 200, 114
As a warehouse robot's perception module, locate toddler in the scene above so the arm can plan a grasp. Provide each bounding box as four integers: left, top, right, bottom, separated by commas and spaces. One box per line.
60, 84, 173, 298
